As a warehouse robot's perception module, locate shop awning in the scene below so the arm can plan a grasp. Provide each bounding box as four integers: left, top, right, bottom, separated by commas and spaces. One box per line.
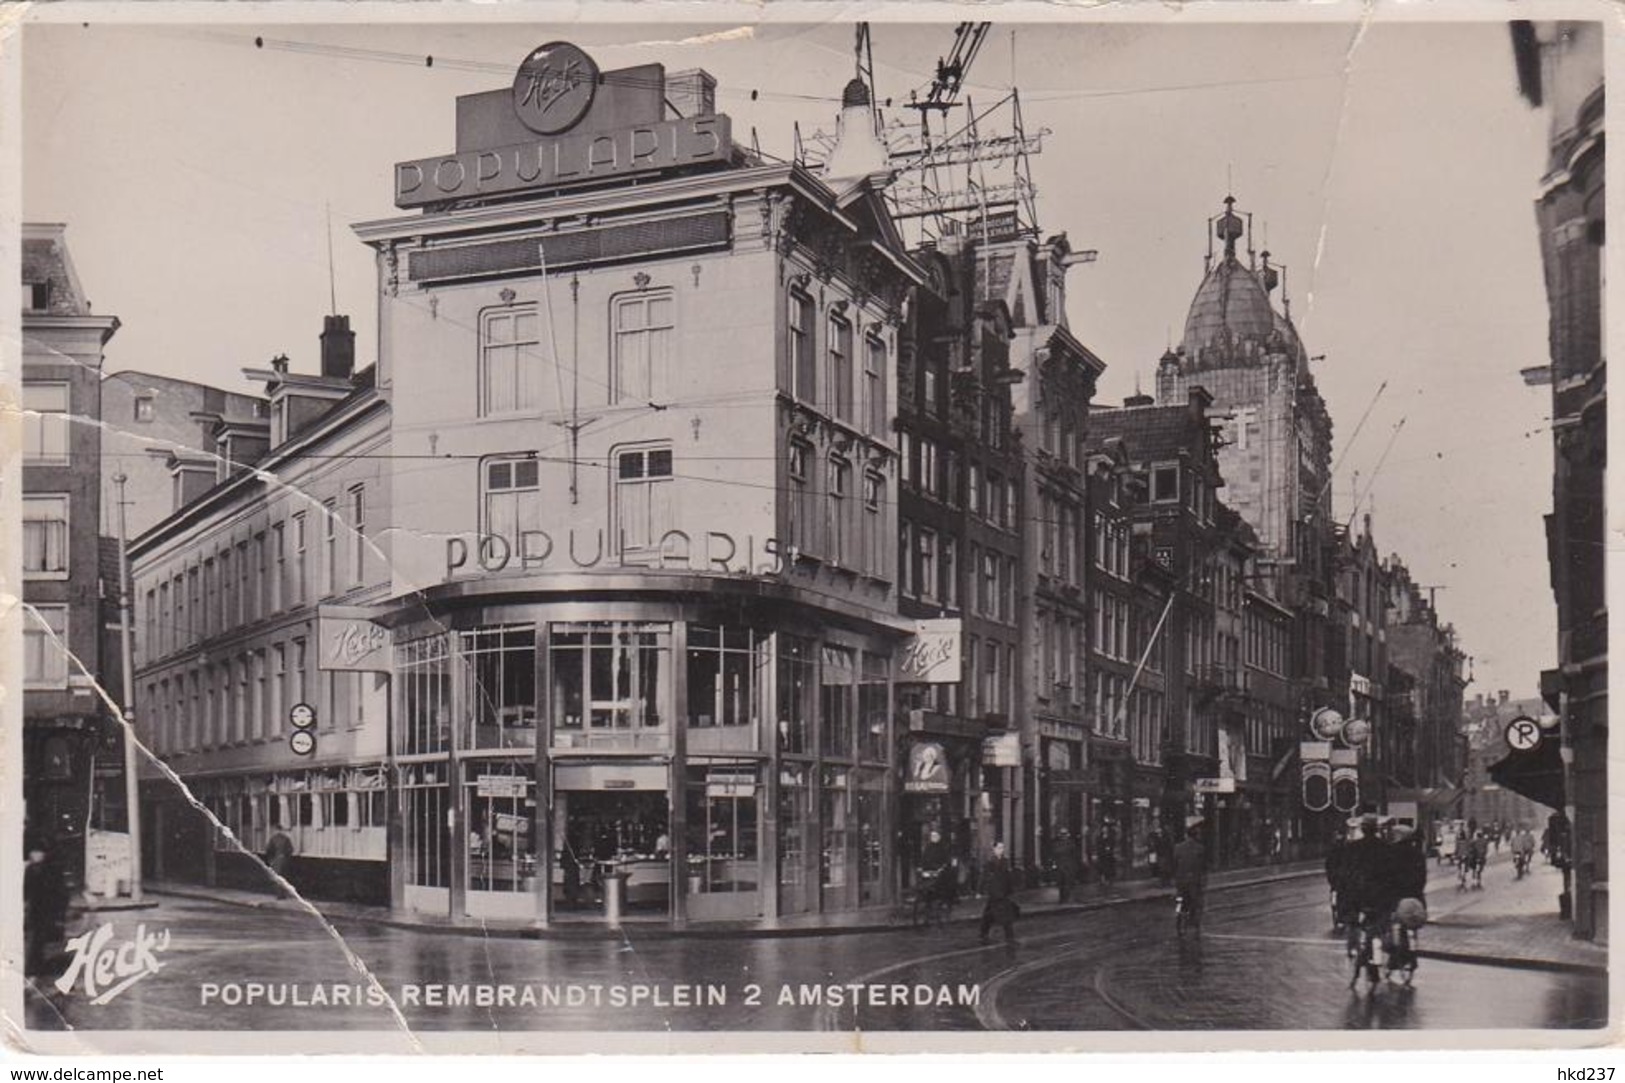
1489, 738, 1566, 810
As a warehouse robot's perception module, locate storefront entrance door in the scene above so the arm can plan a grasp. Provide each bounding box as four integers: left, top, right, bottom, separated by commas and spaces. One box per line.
552, 786, 672, 920
463, 761, 539, 921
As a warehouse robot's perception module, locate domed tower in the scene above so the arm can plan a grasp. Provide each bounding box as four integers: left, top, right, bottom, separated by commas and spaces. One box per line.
1155, 196, 1333, 592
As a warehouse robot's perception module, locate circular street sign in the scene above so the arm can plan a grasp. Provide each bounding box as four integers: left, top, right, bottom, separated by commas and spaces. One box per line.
512, 42, 599, 135
1342, 717, 1372, 748
1505, 716, 1543, 752
289, 702, 317, 730
1309, 707, 1345, 742
290, 730, 317, 757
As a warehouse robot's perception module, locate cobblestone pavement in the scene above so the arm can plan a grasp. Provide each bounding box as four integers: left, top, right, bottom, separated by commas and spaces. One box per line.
22, 852, 1606, 1036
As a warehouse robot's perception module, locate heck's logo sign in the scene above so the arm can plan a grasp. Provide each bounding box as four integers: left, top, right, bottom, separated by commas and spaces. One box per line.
54, 922, 171, 1005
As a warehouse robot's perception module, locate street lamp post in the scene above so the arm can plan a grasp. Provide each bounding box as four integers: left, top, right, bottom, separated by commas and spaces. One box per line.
112, 472, 144, 903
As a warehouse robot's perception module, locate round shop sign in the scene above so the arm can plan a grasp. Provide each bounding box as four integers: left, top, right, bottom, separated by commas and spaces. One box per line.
289, 702, 317, 730
1342, 717, 1372, 748
289, 730, 317, 757
1505, 715, 1543, 752
512, 42, 599, 135
1308, 707, 1345, 742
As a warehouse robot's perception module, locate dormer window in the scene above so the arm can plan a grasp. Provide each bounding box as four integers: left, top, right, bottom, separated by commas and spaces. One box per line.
1152, 464, 1179, 503
22, 282, 49, 312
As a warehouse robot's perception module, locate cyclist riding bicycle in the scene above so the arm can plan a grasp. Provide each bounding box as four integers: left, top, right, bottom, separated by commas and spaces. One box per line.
1171, 823, 1207, 934
1341, 814, 1399, 957
1511, 823, 1536, 877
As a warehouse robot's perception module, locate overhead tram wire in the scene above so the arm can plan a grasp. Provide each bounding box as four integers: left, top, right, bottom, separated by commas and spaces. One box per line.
170, 27, 840, 105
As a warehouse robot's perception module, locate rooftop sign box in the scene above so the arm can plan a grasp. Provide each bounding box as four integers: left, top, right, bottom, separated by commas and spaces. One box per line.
396, 42, 733, 209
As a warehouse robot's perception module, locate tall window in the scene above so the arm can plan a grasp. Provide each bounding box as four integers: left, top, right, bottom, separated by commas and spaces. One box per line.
864, 335, 887, 436
863, 472, 884, 577
291, 513, 307, 606
322, 500, 337, 597
827, 316, 853, 422
686, 625, 768, 731
614, 445, 674, 555
612, 292, 674, 404
460, 626, 537, 749
549, 621, 671, 736
787, 440, 813, 554
252, 533, 266, 621
789, 291, 815, 402
349, 485, 366, 585
22, 383, 69, 463
24, 605, 68, 686
915, 527, 937, 603
270, 523, 285, 613
484, 457, 543, 550
479, 305, 541, 416
22, 495, 68, 578
826, 457, 851, 566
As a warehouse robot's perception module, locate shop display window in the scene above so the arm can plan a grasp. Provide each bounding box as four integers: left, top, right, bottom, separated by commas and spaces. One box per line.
683, 762, 760, 896
775, 634, 815, 754
396, 635, 452, 756
854, 767, 887, 906
463, 762, 537, 894
858, 652, 889, 764
685, 625, 768, 751
820, 646, 856, 759
820, 766, 854, 910
550, 622, 671, 749
459, 626, 537, 750
777, 762, 812, 914
401, 762, 451, 889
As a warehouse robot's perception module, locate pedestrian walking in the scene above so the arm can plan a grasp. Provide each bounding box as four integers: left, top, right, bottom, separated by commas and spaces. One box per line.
1053, 830, 1082, 903
264, 831, 296, 899
24, 837, 70, 979
1172, 824, 1208, 933
978, 841, 1019, 946
1094, 821, 1119, 888
1147, 825, 1171, 886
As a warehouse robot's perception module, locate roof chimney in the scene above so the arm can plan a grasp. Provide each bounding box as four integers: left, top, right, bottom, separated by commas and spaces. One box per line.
321, 315, 355, 381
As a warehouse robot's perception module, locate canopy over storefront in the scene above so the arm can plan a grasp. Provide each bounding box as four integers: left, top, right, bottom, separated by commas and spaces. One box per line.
1489, 738, 1566, 810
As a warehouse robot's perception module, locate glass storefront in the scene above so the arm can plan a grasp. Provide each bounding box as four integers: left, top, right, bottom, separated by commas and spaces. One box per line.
684, 760, 760, 920
391, 612, 897, 924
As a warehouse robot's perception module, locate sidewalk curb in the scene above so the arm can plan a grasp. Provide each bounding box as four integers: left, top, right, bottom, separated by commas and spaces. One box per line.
145, 865, 1327, 942
1412, 947, 1607, 977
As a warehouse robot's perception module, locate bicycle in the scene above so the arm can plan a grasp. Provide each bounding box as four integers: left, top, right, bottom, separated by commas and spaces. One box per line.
1348, 909, 1388, 991
1174, 886, 1202, 938
1385, 919, 1419, 986
893, 869, 951, 928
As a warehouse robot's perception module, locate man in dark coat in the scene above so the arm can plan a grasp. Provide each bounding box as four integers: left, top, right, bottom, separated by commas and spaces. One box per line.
1341, 815, 1399, 952
1171, 824, 1208, 928
978, 841, 1018, 946
919, 826, 954, 907
1389, 825, 1429, 904
1052, 830, 1083, 903
24, 840, 69, 979
1147, 826, 1171, 886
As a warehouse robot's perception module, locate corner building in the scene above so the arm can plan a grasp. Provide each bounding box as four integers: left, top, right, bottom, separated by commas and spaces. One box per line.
358, 51, 922, 924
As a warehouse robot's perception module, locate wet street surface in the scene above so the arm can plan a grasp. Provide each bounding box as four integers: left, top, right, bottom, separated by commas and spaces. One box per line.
26, 859, 1606, 1034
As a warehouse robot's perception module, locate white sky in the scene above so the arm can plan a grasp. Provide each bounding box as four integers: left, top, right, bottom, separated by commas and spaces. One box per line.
20, 13, 1558, 697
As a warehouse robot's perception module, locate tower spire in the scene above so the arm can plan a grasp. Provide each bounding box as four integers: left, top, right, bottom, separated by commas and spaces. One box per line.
1216, 194, 1244, 262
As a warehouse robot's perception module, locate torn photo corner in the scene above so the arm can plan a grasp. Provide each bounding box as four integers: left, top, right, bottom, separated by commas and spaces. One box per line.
3, 0, 1615, 1056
